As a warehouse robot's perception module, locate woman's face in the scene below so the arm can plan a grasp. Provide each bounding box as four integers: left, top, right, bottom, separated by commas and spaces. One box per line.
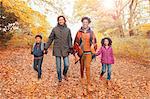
82, 19, 89, 29
58, 17, 65, 26
104, 39, 109, 46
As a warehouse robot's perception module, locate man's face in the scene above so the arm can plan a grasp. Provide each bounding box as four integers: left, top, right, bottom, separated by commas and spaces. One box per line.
35, 37, 42, 43
82, 19, 89, 29
58, 17, 65, 26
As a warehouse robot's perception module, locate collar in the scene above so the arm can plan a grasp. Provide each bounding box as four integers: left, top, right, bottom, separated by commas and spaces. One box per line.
79, 27, 93, 33
57, 24, 67, 28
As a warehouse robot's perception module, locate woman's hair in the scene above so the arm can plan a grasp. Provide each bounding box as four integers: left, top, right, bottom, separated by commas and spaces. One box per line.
57, 15, 66, 22
81, 17, 91, 23
101, 37, 112, 46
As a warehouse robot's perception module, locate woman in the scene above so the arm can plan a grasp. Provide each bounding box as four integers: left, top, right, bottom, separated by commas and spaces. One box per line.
45, 16, 72, 82
73, 17, 97, 92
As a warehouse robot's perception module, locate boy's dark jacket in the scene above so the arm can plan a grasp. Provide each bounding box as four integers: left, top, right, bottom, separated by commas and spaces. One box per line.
31, 42, 45, 57
45, 24, 72, 57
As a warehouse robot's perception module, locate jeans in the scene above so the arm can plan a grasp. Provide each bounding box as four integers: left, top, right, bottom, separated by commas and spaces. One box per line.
101, 64, 112, 80
56, 56, 69, 80
33, 58, 43, 78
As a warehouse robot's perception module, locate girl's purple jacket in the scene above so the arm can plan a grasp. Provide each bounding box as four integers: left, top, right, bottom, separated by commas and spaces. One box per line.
96, 46, 114, 64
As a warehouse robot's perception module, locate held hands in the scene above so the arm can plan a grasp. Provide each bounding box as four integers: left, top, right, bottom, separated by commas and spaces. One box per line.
43, 50, 48, 54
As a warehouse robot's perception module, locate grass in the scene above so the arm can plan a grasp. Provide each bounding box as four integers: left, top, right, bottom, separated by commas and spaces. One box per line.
112, 36, 150, 63
2, 33, 150, 64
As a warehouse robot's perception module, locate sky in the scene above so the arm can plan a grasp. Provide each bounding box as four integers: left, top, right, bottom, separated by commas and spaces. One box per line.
28, 0, 75, 27
27, 0, 79, 38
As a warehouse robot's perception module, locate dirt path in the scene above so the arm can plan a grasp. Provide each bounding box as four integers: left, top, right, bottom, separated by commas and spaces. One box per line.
0, 48, 150, 99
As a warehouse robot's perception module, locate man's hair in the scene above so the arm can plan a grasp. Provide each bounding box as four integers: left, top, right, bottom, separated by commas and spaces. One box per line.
57, 15, 66, 22
81, 17, 91, 23
35, 35, 42, 39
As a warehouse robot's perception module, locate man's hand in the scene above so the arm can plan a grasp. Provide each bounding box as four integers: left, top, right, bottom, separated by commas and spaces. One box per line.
68, 47, 74, 54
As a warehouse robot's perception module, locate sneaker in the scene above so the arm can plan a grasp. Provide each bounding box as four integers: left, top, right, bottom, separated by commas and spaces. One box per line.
99, 75, 104, 80
64, 75, 68, 81
59, 79, 62, 82
34, 66, 38, 72
106, 80, 111, 86
38, 75, 41, 80
87, 85, 93, 92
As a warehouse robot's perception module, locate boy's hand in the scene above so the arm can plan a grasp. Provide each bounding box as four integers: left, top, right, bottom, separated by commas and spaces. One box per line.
44, 50, 48, 54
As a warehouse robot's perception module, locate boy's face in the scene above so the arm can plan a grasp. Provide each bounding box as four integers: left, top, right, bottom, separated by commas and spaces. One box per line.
35, 37, 42, 43
104, 39, 109, 46
58, 17, 65, 26
82, 19, 89, 29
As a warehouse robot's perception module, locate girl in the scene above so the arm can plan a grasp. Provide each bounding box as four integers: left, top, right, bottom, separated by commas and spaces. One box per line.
96, 37, 114, 85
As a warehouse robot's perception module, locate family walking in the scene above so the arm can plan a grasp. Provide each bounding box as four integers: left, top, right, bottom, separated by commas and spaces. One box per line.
31, 16, 114, 92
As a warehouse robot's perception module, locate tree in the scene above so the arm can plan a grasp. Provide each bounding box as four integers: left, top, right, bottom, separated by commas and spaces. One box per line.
0, 1, 18, 44
73, 0, 131, 37
0, 0, 51, 45
128, 0, 138, 36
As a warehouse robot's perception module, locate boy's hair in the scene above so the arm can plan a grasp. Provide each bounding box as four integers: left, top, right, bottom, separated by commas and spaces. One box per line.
35, 35, 42, 39
101, 37, 112, 46
81, 17, 91, 23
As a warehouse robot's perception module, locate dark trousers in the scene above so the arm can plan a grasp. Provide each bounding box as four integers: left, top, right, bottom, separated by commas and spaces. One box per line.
33, 57, 43, 78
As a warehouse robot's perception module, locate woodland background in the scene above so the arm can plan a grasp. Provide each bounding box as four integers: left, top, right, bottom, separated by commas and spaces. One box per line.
0, 0, 150, 98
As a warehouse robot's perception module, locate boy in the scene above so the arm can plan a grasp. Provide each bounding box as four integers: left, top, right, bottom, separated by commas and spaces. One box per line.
31, 35, 47, 79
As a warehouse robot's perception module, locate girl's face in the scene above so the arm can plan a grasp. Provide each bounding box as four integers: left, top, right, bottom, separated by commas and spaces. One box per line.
82, 19, 89, 29
58, 17, 65, 26
104, 39, 109, 46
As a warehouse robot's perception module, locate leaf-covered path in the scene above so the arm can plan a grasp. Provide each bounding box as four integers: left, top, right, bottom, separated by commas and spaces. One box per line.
0, 48, 150, 99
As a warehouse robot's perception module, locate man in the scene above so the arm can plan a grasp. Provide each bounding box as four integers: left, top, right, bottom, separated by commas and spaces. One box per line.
45, 16, 72, 82
73, 17, 97, 92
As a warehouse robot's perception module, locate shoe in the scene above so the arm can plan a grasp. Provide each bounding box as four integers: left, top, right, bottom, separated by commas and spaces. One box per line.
34, 66, 38, 72
99, 75, 104, 80
87, 85, 93, 92
80, 78, 85, 85
64, 75, 68, 81
59, 79, 62, 82
38, 75, 41, 80
106, 80, 111, 86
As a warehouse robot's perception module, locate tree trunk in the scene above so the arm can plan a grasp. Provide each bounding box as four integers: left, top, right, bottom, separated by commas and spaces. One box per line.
118, 25, 124, 37
128, 0, 138, 36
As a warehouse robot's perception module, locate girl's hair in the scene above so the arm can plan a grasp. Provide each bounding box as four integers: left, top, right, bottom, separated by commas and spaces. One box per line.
81, 17, 91, 23
57, 15, 66, 22
101, 37, 112, 46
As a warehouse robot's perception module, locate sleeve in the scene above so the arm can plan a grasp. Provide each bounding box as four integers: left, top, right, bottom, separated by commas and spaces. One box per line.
74, 32, 80, 45
111, 47, 114, 61
31, 43, 36, 54
45, 29, 55, 50
73, 32, 81, 54
41, 42, 44, 51
68, 29, 73, 48
92, 32, 97, 51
